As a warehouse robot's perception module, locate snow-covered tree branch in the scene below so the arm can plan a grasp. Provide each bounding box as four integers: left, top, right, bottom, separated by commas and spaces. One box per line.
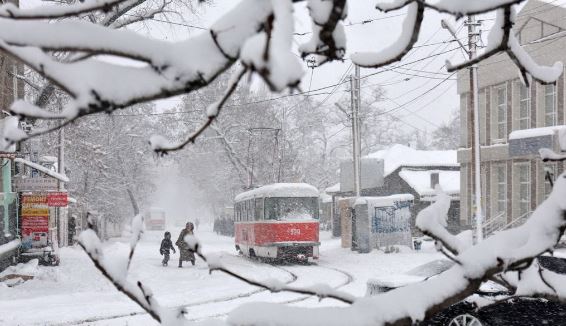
0, 0, 561, 152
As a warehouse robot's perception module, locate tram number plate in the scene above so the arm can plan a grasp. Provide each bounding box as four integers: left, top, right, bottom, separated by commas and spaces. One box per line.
289, 228, 301, 236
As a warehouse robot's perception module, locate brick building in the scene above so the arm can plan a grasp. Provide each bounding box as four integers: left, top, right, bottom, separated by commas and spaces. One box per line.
458, 0, 566, 233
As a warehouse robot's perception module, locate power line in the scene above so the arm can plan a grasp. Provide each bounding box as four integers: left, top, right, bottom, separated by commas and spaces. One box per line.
376, 71, 457, 117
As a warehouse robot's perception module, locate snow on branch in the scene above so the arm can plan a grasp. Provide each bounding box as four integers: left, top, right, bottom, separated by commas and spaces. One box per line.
540, 148, 566, 162
184, 235, 356, 305
78, 215, 170, 324
415, 186, 469, 256
352, 1, 424, 69
149, 64, 248, 153
445, 6, 563, 86
376, 0, 525, 16
299, 0, 347, 64
0, 0, 129, 20
0, 0, 562, 153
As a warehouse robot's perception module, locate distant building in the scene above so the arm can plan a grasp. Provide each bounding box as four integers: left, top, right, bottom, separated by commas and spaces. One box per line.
329, 144, 461, 236
457, 0, 566, 234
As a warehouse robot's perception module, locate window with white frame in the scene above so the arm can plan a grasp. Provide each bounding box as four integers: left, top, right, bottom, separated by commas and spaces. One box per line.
516, 163, 531, 217
518, 82, 530, 129
545, 84, 557, 126
495, 85, 507, 141
492, 164, 507, 218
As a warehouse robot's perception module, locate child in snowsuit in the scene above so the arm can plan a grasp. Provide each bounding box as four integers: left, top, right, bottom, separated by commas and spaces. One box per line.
160, 231, 176, 266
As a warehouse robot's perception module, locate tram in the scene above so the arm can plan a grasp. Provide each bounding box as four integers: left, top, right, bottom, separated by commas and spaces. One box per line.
233, 183, 320, 261
144, 207, 166, 230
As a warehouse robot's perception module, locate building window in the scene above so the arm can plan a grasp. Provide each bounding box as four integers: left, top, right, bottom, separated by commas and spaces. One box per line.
518, 82, 530, 129
545, 84, 557, 126
516, 163, 531, 217
544, 163, 556, 199
495, 85, 507, 140
493, 164, 507, 217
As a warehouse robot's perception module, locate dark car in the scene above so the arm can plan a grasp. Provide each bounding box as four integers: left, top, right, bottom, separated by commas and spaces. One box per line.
366, 256, 566, 326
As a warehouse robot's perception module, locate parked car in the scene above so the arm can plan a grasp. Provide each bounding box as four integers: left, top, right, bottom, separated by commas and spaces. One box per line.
366, 256, 566, 325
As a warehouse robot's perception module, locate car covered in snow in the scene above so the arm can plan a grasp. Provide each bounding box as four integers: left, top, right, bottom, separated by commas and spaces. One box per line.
366, 256, 566, 326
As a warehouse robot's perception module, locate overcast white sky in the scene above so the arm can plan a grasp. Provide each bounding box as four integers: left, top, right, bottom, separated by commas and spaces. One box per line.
149, 0, 482, 139
26, 0, 501, 140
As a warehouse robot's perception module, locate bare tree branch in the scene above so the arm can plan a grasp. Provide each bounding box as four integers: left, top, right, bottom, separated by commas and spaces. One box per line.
0, 0, 129, 19
150, 64, 248, 153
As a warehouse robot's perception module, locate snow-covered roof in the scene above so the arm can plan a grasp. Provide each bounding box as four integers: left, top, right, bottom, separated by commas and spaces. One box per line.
360, 194, 415, 208
15, 158, 69, 182
39, 156, 58, 163
235, 183, 319, 202
509, 125, 566, 144
325, 183, 340, 194
320, 193, 333, 203
365, 144, 458, 177
399, 169, 460, 198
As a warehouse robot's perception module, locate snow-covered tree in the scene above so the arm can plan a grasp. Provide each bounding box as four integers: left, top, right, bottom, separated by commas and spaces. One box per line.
428, 110, 460, 150
1, 0, 565, 325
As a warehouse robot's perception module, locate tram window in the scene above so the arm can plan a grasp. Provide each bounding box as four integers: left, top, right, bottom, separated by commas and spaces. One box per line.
255, 198, 264, 220
265, 197, 319, 221
246, 200, 251, 221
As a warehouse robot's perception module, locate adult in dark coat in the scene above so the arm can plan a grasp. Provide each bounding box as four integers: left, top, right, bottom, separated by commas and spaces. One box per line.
176, 222, 195, 267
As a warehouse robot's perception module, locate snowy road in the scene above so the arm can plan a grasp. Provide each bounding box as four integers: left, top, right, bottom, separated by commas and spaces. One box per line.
0, 225, 442, 325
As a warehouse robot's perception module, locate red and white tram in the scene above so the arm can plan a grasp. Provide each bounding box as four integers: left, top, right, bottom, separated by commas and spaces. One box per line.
234, 183, 320, 261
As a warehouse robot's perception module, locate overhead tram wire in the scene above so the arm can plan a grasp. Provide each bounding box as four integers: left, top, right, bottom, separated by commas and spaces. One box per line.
111, 47, 461, 117
376, 71, 457, 117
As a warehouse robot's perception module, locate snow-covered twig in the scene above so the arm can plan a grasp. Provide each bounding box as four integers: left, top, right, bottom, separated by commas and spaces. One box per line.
299, 0, 347, 64
445, 6, 562, 86
540, 148, 566, 162
78, 221, 162, 324
127, 215, 144, 271
352, 2, 424, 69
185, 237, 356, 305
150, 65, 248, 153
376, 0, 525, 16
415, 187, 468, 256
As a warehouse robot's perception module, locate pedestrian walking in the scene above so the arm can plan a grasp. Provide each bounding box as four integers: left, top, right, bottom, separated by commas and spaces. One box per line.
160, 231, 176, 266
175, 222, 195, 268
195, 218, 200, 230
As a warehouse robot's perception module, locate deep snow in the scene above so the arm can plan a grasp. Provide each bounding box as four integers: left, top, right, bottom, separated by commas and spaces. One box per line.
0, 224, 443, 325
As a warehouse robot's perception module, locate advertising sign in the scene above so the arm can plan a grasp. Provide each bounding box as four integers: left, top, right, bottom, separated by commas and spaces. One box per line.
47, 192, 68, 207
21, 194, 49, 249
14, 177, 58, 192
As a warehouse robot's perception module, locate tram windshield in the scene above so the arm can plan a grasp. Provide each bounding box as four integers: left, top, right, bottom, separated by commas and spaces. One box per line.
265, 197, 319, 221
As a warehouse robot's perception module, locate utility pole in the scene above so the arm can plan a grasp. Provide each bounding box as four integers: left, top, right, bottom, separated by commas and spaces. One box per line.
57, 97, 66, 247
350, 65, 362, 197
468, 16, 483, 242
442, 17, 483, 241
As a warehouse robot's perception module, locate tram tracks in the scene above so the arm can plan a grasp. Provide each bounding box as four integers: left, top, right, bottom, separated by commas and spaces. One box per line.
185, 262, 355, 322
64, 257, 354, 325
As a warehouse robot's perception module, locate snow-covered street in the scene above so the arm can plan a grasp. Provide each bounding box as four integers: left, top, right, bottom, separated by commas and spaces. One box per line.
0, 225, 441, 325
